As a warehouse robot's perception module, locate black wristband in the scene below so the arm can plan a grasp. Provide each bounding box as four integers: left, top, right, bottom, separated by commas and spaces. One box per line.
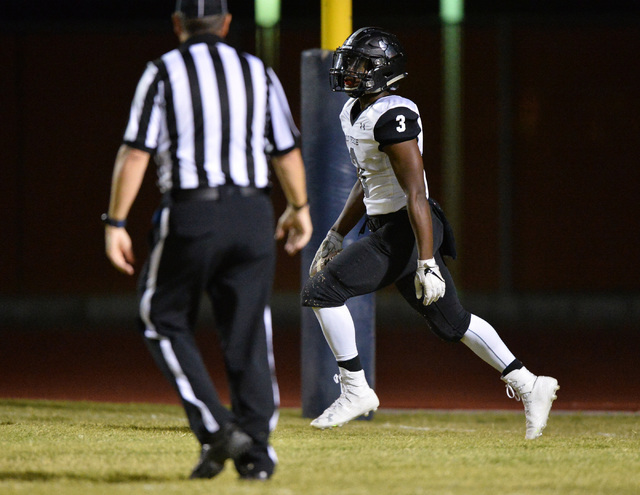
101, 213, 127, 228
290, 202, 308, 211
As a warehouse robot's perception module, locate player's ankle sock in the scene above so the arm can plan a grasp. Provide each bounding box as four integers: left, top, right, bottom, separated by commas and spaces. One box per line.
501, 359, 524, 377
337, 355, 362, 372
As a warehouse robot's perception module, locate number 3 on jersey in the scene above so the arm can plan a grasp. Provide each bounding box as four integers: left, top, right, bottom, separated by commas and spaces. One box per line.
396, 114, 406, 132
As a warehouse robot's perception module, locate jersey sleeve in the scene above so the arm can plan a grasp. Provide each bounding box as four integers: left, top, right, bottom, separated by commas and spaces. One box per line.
265, 67, 301, 156
373, 106, 421, 150
122, 61, 163, 153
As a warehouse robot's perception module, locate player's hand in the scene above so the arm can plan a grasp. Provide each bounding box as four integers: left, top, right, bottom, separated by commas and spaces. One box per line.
414, 258, 445, 305
275, 204, 313, 256
105, 226, 136, 275
309, 230, 343, 276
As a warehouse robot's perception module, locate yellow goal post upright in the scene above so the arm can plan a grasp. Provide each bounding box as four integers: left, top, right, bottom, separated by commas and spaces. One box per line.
299, 1, 377, 419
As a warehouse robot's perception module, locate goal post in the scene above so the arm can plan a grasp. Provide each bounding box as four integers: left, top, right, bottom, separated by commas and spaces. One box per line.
299, 1, 377, 419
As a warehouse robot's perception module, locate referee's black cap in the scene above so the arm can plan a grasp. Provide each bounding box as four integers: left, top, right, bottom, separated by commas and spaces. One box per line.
175, 0, 228, 18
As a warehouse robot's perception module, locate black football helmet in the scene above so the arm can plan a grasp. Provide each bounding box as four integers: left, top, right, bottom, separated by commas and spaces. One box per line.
329, 27, 407, 98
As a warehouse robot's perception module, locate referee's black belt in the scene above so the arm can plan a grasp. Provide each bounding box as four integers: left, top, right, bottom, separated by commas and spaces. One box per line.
170, 185, 269, 202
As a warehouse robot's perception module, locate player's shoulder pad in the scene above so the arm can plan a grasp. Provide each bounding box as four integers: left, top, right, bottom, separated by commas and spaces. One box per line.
372, 96, 421, 147
369, 95, 420, 121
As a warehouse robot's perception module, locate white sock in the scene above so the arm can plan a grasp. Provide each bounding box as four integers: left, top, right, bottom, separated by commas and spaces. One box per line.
312, 306, 358, 362
461, 314, 517, 372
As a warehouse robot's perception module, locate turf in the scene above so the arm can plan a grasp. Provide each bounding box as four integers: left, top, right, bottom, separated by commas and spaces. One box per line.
0, 399, 638, 494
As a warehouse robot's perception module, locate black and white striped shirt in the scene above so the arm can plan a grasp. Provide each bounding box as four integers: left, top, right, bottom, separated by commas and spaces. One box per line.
123, 33, 300, 192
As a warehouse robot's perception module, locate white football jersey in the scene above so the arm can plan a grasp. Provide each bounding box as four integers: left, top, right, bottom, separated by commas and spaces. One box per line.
339, 94, 428, 215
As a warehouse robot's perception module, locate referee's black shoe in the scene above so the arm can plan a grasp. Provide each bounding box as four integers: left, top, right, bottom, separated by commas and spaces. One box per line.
239, 470, 271, 481
189, 424, 253, 479
236, 451, 274, 481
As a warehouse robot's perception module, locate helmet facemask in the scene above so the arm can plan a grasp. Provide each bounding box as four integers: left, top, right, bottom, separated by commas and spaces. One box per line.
330, 50, 376, 98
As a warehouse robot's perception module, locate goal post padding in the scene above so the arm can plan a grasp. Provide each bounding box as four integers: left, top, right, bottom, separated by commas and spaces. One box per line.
299, 48, 376, 419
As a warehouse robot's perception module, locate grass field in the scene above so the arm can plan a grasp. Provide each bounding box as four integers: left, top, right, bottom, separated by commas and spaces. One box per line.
1, 399, 638, 495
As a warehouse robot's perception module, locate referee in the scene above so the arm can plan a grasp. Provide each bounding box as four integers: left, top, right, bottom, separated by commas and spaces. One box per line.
103, 0, 312, 481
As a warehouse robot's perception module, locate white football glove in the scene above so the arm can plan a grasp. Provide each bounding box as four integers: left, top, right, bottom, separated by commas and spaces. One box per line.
414, 258, 446, 306
309, 230, 344, 276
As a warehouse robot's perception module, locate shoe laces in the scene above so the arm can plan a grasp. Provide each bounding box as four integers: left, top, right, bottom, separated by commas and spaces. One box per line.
333, 372, 345, 390
505, 381, 535, 429
505, 382, 532, 406
321, 374, 354, 413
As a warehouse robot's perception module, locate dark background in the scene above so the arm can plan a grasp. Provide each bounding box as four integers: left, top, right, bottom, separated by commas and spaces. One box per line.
4, 1, 640, 21
1, 2, 639, 410
2, 1, 639, 296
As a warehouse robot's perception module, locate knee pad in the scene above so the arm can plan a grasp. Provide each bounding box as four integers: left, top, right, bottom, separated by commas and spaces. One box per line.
301, 270, 349, 308
423, 309, 471, 343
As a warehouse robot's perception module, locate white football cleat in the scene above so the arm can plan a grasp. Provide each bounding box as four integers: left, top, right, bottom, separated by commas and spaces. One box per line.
311, 369, 380, 429
502, 367, 559, 439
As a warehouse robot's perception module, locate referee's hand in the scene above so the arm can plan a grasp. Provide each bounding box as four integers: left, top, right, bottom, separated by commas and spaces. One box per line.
105, 227, 136, 275
275, 204, 313, 256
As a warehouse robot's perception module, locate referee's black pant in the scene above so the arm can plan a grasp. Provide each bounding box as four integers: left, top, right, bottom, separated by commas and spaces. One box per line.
137, 188, 279, 474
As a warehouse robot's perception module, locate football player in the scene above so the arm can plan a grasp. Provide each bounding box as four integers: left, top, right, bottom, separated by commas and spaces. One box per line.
302, 27, 559, 439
